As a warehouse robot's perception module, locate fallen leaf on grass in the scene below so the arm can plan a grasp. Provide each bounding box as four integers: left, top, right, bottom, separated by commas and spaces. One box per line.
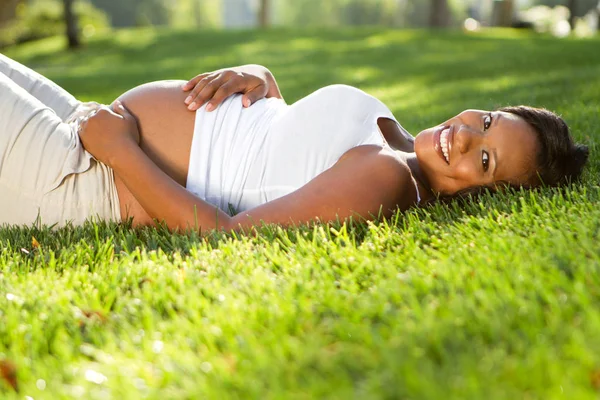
590, 368, 600, 390
78, 309, 108, 331
81, 310, 108, 323
0, 359, 18, 392
138, 277, 154, 287
31, 236, 40, 249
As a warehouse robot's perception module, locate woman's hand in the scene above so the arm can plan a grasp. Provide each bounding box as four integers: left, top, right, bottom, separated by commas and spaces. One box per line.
182, 65, 282, 112
78, 101, 139, 167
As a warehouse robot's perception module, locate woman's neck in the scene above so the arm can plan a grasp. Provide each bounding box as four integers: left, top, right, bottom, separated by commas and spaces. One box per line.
394, 151, 436, 203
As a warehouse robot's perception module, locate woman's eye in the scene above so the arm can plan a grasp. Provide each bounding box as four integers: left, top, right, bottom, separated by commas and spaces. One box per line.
483, 113, 493, 131
482, 151, 490, 172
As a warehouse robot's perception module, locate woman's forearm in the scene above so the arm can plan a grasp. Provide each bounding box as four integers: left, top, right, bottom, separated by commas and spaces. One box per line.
109, 143, 232, 233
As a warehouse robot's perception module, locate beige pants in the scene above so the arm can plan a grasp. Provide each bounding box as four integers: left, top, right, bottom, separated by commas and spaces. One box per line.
0, 54, 121, 227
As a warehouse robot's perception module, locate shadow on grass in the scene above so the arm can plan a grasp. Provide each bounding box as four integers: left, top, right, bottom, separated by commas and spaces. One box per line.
1, 182, 597, 260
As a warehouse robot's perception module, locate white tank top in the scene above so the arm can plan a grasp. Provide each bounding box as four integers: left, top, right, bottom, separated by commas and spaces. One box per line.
186, 84, 415, 215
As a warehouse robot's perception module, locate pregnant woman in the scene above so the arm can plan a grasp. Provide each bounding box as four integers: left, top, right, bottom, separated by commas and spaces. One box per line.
0, 54, 589, 232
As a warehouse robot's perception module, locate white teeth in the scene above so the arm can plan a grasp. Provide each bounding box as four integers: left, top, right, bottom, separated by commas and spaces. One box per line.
440, 128, 450, 163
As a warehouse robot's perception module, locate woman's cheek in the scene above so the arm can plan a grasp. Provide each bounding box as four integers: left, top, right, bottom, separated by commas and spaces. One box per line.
453, 161, 480, 189
413, 131, 432, 160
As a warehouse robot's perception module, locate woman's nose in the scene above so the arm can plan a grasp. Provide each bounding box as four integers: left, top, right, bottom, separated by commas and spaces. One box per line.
455, 125, 480, 154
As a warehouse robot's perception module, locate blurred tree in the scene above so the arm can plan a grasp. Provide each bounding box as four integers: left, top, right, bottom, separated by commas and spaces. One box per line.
0, 0, 22, 27
170, 0, 219, 28
192, 0, 202, 26
259, 0, 270, 27
90, 0, 136, 27
1, 0, 108, 48
430, 0, 450, 26
341, 0, 394, 26
527, 0, 597, 18
63, 0, 80, 48
89, 0, 170, 27
136, 0, 171, 26
491, 0, 514, 26
403, 0, 430, 27
567, 0, 577, 26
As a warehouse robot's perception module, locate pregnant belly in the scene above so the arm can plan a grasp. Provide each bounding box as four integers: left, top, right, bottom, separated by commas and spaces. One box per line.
117, 80, 196, 187
109, 80, 196, 225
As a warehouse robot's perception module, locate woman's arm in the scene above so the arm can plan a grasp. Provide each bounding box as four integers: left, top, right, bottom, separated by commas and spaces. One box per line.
110, 140, 231, 232
114, 144, 411, 233
80, 104, 414, 234
182, 65, 284, 111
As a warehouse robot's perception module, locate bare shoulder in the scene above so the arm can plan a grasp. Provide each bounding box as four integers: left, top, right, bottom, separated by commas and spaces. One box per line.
339, 145, 417, 210
339, 145, 410, 180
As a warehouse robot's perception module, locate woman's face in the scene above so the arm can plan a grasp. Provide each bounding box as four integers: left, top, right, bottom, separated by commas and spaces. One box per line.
414, 110, 540, 195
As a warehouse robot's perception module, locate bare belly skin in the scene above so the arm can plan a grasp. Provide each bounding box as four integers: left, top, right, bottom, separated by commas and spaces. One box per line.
111, 80, 196, 225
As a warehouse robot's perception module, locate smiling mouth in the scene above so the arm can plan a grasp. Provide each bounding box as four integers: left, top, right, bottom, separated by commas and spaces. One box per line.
433, 125, 453, 164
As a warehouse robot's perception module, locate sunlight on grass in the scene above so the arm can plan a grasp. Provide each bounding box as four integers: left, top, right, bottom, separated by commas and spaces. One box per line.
1, 27, 599, 398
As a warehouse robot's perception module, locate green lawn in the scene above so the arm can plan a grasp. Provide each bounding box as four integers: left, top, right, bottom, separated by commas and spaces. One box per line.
1, 27, 600, 399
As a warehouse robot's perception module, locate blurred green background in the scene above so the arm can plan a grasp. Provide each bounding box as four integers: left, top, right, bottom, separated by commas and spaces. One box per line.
1, 0, 599, 49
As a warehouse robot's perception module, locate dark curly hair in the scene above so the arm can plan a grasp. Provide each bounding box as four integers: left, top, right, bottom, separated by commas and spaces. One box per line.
499, 105, 588, 187
438, 105, 589, 202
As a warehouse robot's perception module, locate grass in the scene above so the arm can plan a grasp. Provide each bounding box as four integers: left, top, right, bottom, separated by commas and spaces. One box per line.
1, 27, 600, 399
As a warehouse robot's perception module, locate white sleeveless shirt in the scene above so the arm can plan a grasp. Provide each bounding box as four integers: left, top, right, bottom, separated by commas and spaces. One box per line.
186, 84, 415, 215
